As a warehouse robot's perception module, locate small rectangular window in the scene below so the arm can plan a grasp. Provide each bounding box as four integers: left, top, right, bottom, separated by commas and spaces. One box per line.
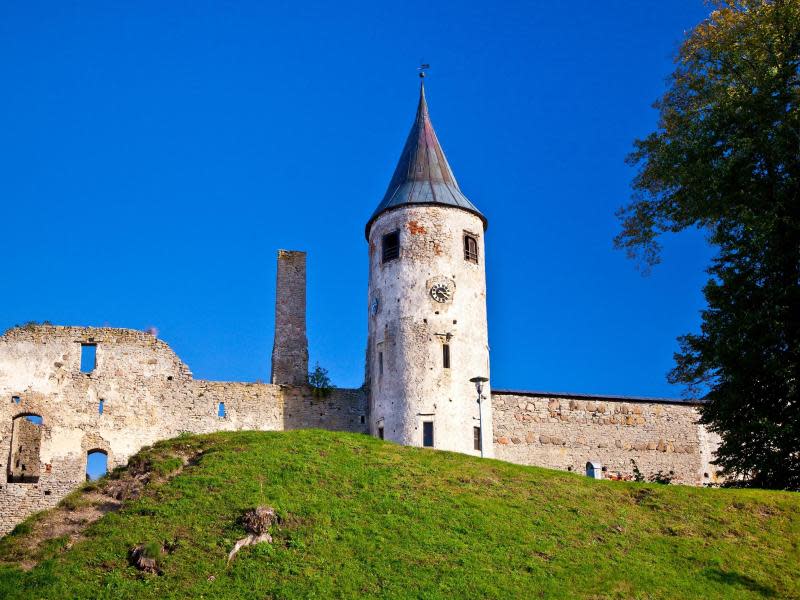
442, 344, 451, 369
423, 421, 434, 447
378, 426, 384, 440
217, 402, 226, 418
378, 351, 384, 376
80, 344, 96, 373
360, 415, 365, 424
464, 234, 479, 263
382, 230, 400, 263
11, 396, 20, 404
473, 426, 482, 451
98, 399, 105, 415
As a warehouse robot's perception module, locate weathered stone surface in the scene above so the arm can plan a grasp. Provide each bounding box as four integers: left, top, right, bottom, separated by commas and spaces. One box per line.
491, 392, 721, 486
366, 206, 493, 457
271, 250, 309, 385
0, 325, 367, 536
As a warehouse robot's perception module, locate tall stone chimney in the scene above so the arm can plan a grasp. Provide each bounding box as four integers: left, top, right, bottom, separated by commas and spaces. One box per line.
270, 250, 309, 385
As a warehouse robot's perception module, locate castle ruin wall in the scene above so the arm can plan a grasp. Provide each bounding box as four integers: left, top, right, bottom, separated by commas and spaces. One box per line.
492, 391, 721, 486
271, 250, 309, 385
0, 325, 366, 536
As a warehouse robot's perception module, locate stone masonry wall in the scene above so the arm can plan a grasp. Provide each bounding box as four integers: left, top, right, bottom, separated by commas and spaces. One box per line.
492, 391, 721, 486
271, 250, 309, 385
367, 205, 493, 457
0, 325, 366, 536
0, 324, 722, 536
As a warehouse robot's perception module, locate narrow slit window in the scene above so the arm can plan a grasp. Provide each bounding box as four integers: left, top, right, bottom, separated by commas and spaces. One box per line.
217, 402, 226, 418
442, 344, 451, 369
378, 351, 384, 376
473, 426, 482, 451
422, 421, 434, 447
80, 344, 97, 373
378, 426, 384, 440
382, 230, 400, 263
464, 234, 479, 263
98, 399, 105, 415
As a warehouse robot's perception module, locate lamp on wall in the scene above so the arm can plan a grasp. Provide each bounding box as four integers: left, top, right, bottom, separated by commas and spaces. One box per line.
470, 376, 489, 458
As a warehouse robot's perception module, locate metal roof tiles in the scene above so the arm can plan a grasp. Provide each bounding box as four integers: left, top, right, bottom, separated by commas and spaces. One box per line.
366, 82, 487, 238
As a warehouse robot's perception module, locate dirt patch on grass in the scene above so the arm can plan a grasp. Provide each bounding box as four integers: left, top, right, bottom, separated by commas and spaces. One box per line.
0, 446, 204, 571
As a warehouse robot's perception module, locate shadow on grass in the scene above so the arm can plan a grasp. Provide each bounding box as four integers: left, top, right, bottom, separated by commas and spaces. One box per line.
703, 567, 776, 597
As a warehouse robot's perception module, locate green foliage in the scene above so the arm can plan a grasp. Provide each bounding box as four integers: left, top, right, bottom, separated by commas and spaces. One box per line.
630, 459, 674, 484
0, 430, 798, 599
630, 459, 645, 482
650, 470, 675, 485
59, 493, 87, 512
615, 0, 800, 489
140, 542, 162, 560
8, 523, 32, 537
307, 363, 333, 399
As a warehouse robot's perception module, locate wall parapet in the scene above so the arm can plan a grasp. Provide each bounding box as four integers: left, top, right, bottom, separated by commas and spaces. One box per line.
493, 389, 703, 406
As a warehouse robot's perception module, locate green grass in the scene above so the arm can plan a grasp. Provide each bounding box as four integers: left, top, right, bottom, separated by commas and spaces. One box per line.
1, 430, 798, 599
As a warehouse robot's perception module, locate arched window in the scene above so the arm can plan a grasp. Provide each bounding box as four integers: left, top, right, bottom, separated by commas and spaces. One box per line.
86, 450, 108, 481
463, 234, 479, 263
7, 414, 43, 483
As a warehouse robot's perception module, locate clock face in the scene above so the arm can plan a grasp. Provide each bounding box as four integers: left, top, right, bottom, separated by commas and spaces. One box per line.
430, 282, 452, 303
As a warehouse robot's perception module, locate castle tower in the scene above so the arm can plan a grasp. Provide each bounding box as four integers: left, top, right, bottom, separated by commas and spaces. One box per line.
366, 80, 492, 457
271, 250, 309, 385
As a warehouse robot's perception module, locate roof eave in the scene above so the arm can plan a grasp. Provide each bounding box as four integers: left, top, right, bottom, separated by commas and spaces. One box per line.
365, 202, 488, 240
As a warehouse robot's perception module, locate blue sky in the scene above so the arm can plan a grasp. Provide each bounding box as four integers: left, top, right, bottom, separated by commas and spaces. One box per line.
0, 1, 714, 398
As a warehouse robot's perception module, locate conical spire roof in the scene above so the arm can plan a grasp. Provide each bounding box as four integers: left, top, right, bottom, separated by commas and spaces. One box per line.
366, 81, 487, 238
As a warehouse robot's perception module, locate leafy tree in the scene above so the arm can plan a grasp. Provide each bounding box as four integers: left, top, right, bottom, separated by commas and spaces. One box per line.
308, 363, 333, 399
615, 1, 800, 489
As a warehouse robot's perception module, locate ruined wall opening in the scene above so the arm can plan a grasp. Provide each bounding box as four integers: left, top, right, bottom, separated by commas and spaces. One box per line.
80, 343, 97, 373
7, 414, 43, 483
86, 450, 108, 481
217, 402, 226, 418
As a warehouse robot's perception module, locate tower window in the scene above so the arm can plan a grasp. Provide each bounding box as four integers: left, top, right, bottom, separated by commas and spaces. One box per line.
382, 230, 400, 263
378, 426, 384, 440
473, 426, 482, 451
378, 351, 384, 376
423, 421, 434, 447
80, 344, 97, 373
442, 344, 451, 369
464, 234, 479, 263
98, 399, 105, 415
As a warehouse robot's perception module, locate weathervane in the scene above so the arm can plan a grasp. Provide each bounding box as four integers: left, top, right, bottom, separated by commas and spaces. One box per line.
418, 63, 430, 79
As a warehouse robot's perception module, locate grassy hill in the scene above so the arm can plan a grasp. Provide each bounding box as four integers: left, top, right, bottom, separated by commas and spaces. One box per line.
1, 430, 798, 599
